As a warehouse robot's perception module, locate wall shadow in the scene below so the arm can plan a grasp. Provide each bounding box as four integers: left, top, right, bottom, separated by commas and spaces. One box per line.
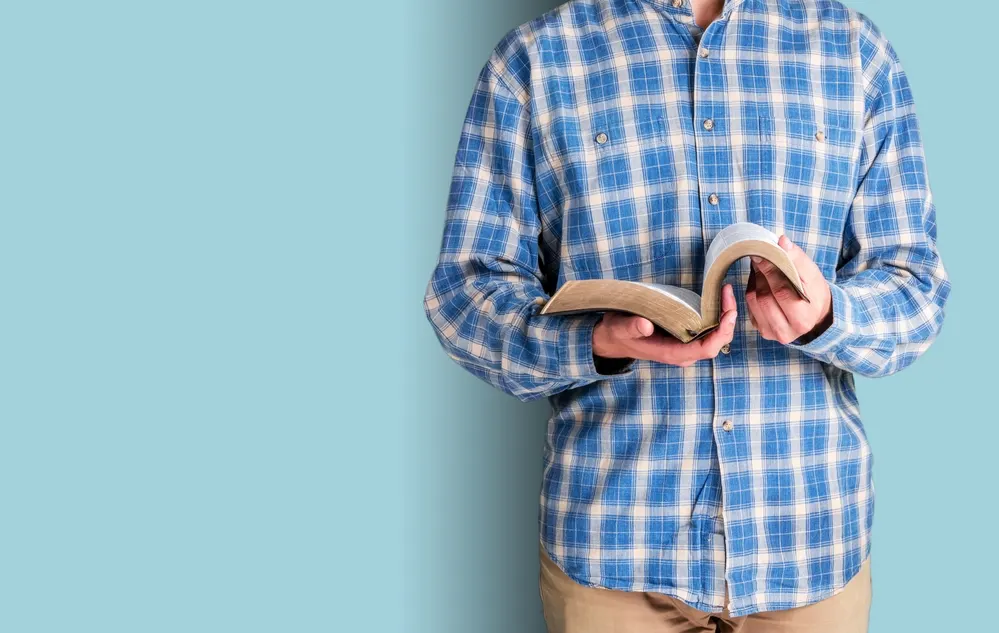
403, 1, 563, 632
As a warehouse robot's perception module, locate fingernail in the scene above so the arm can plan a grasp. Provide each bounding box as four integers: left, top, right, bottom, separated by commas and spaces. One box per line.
751, 256, 762, 264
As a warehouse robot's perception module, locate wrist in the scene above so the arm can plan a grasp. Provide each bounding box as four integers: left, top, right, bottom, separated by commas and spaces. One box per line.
800, 285, 834, 344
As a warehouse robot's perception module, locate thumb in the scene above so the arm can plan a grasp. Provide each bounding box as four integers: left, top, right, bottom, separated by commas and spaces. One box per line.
778, 235, 823, 279
619, 315, 655, 339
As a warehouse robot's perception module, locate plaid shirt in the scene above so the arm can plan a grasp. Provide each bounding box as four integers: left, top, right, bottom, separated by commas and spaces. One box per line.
423, 0, 949, 617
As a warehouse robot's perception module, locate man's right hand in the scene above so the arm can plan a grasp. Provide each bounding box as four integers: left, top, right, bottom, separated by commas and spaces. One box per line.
591, 284, 738, 368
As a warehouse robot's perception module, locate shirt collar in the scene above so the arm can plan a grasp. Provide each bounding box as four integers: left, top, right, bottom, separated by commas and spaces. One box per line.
639, 0, 753, 20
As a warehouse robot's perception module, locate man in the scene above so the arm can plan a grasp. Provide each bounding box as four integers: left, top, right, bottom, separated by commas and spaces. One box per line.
424, 0, 949, 630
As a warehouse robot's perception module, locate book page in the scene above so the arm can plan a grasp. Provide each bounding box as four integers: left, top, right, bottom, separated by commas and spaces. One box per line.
703, 223, 780, 275
698, 223, 807, 328
634, 283, 702, 316
540, 279, 704, 342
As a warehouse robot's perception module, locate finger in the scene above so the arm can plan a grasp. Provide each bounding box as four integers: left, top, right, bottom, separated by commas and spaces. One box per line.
632, 315, 730, 365
745, 268, 777, 340
693, 307, 738, 358
747, 296, 775, 340
778, 235, 825, 291
778, 234, 793, 253
751, 266, 796, 343
660, 306, 738, 364
775, 237, 825, 333
745, 268, 759, 332
626, 333, 689, 365
626, 315, 655, 339
607, 313, 655, 340
778, 235, 821, 275
632, 292, 738, 365
746, 266, 773, 340
750, 256, 800, 308
720, 283, 736, 314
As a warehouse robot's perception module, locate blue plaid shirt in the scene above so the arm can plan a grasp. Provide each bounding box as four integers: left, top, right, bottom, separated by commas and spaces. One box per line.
424, 0, 949, 617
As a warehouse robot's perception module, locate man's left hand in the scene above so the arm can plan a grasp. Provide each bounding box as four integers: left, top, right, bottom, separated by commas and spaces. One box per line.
745, 235, 833, 345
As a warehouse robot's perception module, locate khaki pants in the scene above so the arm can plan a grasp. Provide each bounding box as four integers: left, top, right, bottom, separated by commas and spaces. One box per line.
540, 545, 871, 633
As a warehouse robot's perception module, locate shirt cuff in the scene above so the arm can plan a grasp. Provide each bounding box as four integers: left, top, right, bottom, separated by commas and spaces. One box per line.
557, 313, 634, 380
787, 282, 854, 358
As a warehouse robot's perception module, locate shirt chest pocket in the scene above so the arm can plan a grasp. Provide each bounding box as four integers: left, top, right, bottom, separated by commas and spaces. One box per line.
541, 104, 682, 280
748, 113, 860, 255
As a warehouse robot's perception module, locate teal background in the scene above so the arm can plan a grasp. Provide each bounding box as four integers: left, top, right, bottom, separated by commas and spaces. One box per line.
0, 1, 990, 632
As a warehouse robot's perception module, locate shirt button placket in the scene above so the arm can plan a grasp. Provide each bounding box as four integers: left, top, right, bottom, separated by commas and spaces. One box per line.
693, 26, 728, 227
694, 22, 736, 609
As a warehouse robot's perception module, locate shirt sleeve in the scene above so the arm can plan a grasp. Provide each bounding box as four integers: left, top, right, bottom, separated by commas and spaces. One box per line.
423, 60, 630, 402
788, 37, 951, 377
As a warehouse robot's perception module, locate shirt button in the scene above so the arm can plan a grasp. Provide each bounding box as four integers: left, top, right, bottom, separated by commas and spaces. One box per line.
703, 119, 715, 131
721, 343, 731, 354
722, 420, 734, 432
698, 48, 710, 58
815, 130, 826, 142
671, 0, 683, 7
708, 193, 719, 205
595, 132, 608, 144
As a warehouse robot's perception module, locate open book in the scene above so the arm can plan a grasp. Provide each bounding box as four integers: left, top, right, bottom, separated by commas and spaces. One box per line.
540, 223, 809, 343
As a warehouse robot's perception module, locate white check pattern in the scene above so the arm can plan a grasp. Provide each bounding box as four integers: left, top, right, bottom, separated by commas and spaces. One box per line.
424, 0, 949, 617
